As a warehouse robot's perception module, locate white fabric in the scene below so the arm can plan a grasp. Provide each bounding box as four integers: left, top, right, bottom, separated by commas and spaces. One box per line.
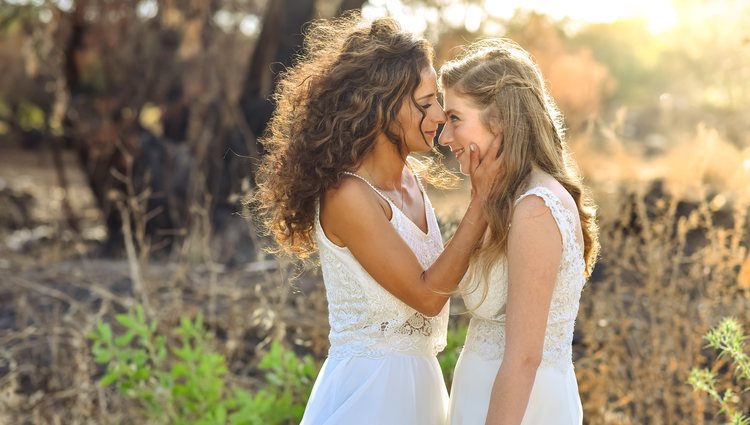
449, 351, 582, 425
303, 355, 449, 425
302, 172, 449, 425
448, 186, 586, 425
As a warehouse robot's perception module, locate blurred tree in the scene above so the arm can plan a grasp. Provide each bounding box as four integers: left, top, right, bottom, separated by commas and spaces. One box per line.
504, 11, 612, 132
6, 0, 745, 263
0, 0, 365, 263
569, 18, 664, 106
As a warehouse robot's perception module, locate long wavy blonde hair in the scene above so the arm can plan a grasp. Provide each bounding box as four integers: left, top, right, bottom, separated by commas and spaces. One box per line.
440, 39, 599, 302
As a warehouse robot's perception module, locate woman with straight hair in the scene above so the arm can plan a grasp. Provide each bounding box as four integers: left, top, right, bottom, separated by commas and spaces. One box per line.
438, 38, 599, 425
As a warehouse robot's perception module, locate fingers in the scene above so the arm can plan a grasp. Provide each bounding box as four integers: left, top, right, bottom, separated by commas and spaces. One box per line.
467, 143, 478, 175
487, 129, 503, 159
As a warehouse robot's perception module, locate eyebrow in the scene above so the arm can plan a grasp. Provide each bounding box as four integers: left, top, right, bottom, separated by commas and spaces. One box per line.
444, 109, 458, 115
417, 92, 435, 101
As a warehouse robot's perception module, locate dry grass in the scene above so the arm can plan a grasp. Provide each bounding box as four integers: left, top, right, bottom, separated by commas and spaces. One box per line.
575, 182, 749, 424
1, 124, 749, 423
567, 123, 750, 423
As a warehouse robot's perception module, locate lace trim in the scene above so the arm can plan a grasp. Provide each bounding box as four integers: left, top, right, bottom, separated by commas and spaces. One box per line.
463, 318, 574, 371
515, 186, 584, 268
314, 173, 447, 359
460, 185, 586, 371
387, 312, 433, 336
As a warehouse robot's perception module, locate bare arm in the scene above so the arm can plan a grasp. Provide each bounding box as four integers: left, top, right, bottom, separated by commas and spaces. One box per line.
484, 195, 562, 425
322, 142, 503, 316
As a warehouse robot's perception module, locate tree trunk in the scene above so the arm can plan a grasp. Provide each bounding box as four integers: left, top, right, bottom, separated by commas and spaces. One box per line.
240, 0, 316, 149
64, 0, 355, 263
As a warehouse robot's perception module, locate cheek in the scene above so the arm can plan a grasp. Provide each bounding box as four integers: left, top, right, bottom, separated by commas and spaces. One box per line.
454, 126, 470, 145
468, 123, 494, 152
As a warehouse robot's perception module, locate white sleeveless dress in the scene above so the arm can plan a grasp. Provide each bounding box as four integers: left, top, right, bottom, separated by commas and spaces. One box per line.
301, 173, 449, 425
448, 186, 586, 425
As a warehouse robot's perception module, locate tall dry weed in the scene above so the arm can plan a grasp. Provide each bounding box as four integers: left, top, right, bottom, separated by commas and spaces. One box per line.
571, 123, 750, 423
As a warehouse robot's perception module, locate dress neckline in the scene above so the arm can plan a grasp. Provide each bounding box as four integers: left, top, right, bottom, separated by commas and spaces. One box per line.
341, 170, 431, 237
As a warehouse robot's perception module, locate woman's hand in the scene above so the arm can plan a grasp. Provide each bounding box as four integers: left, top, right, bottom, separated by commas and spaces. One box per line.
468, 130, 505, 201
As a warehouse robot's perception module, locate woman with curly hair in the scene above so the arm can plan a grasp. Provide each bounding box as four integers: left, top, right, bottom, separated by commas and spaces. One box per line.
254, 15, 503, 425
439, 39, 600, 425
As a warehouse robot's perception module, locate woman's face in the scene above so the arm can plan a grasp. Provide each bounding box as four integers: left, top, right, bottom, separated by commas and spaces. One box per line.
439, 88, 498, 175
395, 66, 446, 153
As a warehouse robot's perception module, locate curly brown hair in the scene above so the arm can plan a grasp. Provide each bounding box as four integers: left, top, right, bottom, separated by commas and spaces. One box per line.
253, 15, 444, 260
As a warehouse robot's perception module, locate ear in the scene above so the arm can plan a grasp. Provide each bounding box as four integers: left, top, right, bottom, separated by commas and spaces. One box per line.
489, 120, 503, 139
483, 106, 502, 137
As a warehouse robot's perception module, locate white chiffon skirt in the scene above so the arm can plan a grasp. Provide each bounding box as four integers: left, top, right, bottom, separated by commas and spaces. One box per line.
301, 353, 449, 425
448, 350, 582, 425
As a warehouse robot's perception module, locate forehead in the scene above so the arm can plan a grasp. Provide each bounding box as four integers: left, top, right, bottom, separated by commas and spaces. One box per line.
416, 67, 437, 91
442, 87, 473, 110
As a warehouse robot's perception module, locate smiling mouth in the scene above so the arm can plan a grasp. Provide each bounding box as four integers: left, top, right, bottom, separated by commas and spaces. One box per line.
453, 147, 465, 159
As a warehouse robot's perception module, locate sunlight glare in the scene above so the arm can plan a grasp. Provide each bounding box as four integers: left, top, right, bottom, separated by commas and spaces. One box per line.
483, 0, 678, 33
363, 0, 427, 35
464, 4, 484, 32
441, 3, 466, 29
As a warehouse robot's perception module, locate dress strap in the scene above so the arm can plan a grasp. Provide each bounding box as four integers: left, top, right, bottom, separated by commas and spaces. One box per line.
341, 171, 397, 207
515, 186, 581, 256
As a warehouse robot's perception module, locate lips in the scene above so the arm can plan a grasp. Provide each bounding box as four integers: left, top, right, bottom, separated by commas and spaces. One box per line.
424, 130, 436, 138
453, 147, 465, 160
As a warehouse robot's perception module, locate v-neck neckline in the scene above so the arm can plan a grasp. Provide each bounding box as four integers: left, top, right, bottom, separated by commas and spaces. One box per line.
391, 187, 430, 237
341, 171, 431, 237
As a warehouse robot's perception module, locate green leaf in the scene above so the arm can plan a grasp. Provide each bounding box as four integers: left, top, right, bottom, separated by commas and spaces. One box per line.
92, 345, 113, 364
116, 313, 136, 329
134, 365, 152, 381
98, 321, 113, 341
100, 372, 119, 387
171, 363, 189, 378
174, 346, 195, 362
215, 405, 227, 424
114, 331, 136, 347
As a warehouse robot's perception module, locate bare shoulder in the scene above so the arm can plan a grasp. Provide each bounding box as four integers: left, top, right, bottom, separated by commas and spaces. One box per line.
511, 183, 563, 250
320, 176, 391, 238
513, 195, 554, 224
325, 176, 389, 213
323, 176, 370, 208
525, 171, 577, 212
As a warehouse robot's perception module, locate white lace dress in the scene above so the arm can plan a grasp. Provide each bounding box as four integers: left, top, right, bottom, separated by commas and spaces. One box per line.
448, 186, 586, 425
301, 173, 449, 425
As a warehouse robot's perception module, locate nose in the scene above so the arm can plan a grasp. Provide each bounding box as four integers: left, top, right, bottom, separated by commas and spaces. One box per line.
435, 108, 446, 125
438, 122, 453, 146
429, 106, 446, 127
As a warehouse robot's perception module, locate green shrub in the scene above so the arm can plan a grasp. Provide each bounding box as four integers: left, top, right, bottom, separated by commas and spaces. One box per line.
89, 305, 317, 424
438, 325, 468, 389
689, 317, 750, 425
250, 340, 318, 423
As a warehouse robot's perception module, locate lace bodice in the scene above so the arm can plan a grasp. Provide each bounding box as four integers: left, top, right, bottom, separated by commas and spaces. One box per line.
315, 172, 448, 359
460, 186, 586, 370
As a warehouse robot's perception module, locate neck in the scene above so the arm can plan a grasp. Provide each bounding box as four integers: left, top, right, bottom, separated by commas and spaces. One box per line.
356, 133, 407, 189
